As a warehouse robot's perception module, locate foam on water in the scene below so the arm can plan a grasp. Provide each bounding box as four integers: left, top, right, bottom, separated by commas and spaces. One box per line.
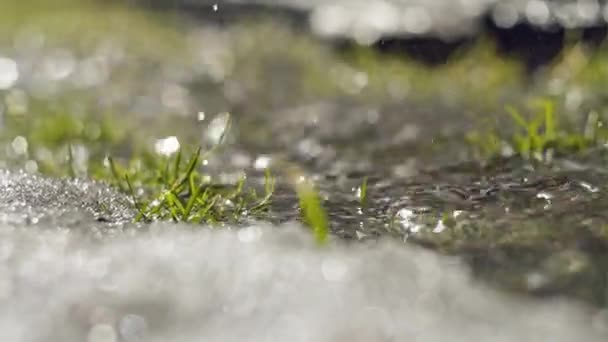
0, 221, 607, 341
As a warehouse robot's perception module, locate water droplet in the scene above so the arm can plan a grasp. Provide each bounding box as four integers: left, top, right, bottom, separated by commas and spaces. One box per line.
154, 136, 180, 156
396, 208, 422, 233
206, 112, 231, 145
254, 155, 272, 170
432, 220, 446, 233
11, 136, 27, 155
0, 57, 18, 89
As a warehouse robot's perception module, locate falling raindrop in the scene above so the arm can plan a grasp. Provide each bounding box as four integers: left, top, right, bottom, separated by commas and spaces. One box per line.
254, 155, 272, 170
154, 136, 180, 156
11, 136, 28, 155
205, 112, 231, 145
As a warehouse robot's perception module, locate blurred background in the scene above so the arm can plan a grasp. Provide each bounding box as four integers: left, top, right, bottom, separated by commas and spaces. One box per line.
2, 1, 608, 341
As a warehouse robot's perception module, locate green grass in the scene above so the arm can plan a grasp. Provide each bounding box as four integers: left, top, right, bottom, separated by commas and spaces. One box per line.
296, 179, 329, 245
0, 0, 187, 59
506, 100, 559, 161
358, 176, 368, 207
280, 162, 330, 244
0, 102, 332, 238
0, 104, 278, 225
467, 98, 606, 162
107, 148, 275, 224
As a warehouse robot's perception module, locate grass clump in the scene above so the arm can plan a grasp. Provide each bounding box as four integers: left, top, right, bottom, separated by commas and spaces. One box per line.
505, 100, 559, 161
467, 99, 605, 162
107, 147, 275, 224
1, 105, 277, 226
1, 102, 329, 242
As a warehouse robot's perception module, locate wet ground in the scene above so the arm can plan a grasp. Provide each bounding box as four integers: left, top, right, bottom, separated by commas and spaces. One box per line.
2, 0, 608, 340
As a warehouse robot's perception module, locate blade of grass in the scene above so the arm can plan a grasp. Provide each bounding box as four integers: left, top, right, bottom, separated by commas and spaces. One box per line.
296, 180, 329, 245
506, 106, 529, 130
165, 191, 185, 221
107, 156, 128, 193
67, 144, 76, 178
172, 148, 182, 184
125, 174, 149, 222
359, 176, 368, 207
171, 146, 201, 191
183, 173, 202, 219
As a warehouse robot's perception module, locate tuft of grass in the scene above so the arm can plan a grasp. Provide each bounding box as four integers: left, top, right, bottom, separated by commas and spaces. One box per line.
467, 99, 604, 162
505, 100, 557, 161
107, 147, 275, 224
1, 104, 278, 226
